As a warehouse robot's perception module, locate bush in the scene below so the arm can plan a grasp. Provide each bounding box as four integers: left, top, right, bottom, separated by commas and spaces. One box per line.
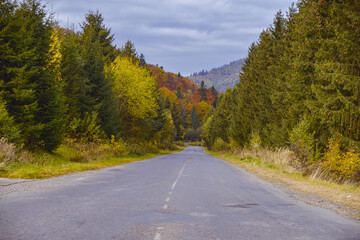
184, 128, 201, 142
0, 101, 20, 143
212, 137, 229, 151
248, 131, 261, 149
67, 112, 105, 143
0, 137, 34, 166
127, 138, 159, 155
289, 118, 315, 173
323, 136, 360, 182
150, 111, 176, 150
0, 137, 17, 164
109, 136, 128, 156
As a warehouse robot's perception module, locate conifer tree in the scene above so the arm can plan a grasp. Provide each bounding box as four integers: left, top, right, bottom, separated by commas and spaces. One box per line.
0, 0, 65, 150
170, 102, 184, 140
80, 10, 118, 136
190, 105, 200, 129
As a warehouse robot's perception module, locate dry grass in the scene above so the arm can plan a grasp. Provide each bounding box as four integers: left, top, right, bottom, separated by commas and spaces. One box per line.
0, 137, 34, 165
0, 138, 184, 179
232, 147, 296, 172
209, 148, 360, 218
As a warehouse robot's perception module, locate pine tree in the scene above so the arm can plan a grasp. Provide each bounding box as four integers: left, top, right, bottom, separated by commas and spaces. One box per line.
209, 86, 219, 107
210, 88, 234, 144
198, 80, 208, 102
170, 102, 184, 141
60, 28, 85, 120
310, 0, 360, 144
176, 85, 184, 99
80, 10, 118, 136
1, 0, 65, 150
120, 40, 138, 63
190, 105, 200, 129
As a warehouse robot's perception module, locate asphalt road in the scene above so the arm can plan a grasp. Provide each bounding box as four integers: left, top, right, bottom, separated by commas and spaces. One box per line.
1, 146, 360, 240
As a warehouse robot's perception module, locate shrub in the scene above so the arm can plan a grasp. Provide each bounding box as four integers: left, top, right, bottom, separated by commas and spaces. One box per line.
67, 112, 105, 143
150, 111, 176, 150
126, 138, 159, 155
323, 136, 360, 182
0, 137, 17, 164
289, 118, 315, 173
0, 101, 20, 143
0, 137, 34, 166
248, 131, 261, 149
229, 137, 240, 150
212, 137, 229, 151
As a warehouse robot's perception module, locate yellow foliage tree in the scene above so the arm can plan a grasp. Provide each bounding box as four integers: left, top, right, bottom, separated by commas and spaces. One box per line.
196, 101, 212, 122
106, 57, 157, 120
46, 27, 62, 82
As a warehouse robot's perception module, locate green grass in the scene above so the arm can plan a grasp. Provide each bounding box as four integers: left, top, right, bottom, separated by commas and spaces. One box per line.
0, 145, 183, 179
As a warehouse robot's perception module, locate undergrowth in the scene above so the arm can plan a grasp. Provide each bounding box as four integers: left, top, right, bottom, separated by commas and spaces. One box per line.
0, 137, 180, 179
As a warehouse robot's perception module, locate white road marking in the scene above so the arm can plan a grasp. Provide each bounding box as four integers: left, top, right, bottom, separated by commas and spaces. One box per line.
154, 160, 189, 240
154, 232, 161, 240
170, 161, 188, 190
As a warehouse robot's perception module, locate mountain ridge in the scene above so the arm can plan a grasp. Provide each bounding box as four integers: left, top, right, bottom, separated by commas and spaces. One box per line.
189, 59, 245, 92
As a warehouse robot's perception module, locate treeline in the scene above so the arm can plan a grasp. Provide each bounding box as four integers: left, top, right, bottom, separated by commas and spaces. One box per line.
149, 65, 219, 142
203, 0, 360, 182
190, 70, 208, 77
0, 0, 180, 154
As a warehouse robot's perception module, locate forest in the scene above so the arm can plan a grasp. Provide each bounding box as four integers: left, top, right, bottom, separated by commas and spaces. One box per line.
202, 0, 360, 184
0, 0, 217, 173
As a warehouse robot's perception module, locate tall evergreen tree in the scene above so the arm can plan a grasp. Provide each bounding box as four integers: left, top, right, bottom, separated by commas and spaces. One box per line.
198, 80, 208, 102
170, 102, 184, 141
1, 0, 65, 150
80, 10, 118, 136
190, 105, 200, 129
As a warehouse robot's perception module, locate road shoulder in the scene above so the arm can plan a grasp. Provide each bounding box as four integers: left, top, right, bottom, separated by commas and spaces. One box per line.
207, 149, 360, 220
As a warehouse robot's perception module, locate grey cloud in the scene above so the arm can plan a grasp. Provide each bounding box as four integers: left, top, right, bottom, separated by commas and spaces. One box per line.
47, 0, 294, 75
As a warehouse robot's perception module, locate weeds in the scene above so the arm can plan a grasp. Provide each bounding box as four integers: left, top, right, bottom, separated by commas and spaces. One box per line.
213, 145, 360, 186
0, 137, 34, 165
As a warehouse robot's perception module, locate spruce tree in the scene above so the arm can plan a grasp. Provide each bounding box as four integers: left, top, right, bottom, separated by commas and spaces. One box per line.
170, 102, 184, 141
190, 105, 200, 129
80, 10, 118, 136
1, 0, 65, 150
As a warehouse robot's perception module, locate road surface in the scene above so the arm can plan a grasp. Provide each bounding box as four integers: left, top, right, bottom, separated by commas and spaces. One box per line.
1, 146, 359, 239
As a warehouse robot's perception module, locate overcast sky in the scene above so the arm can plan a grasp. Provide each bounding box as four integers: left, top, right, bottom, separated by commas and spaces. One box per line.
47, 0, 295, 75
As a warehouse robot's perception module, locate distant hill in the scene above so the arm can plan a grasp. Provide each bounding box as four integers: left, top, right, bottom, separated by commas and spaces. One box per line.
148, 64, 217, 108
189, 59, 245, 92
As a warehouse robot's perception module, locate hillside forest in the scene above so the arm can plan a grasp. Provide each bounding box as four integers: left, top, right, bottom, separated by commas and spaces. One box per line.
202, 0, 360, 183
0, 0, 218, 166
189, 59, 245, 92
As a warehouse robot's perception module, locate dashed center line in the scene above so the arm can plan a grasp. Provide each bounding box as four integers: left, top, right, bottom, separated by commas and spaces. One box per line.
154, 232, 161, 240
170, 161, 188, 190
153, 160, 189, 240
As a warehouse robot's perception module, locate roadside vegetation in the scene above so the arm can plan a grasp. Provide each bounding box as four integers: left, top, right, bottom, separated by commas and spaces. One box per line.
0, 136, 183, 179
